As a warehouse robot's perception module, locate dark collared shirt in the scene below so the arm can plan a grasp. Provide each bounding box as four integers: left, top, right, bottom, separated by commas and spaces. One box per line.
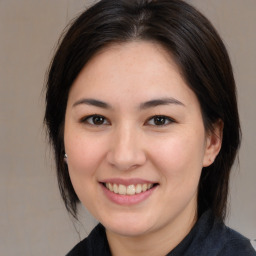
67, 210, 256, 255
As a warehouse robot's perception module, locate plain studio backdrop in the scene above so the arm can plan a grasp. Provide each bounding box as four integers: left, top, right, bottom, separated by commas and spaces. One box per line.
0, 0, 255, 255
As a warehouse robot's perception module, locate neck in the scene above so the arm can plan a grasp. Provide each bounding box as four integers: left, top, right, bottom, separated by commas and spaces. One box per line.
106, 207, 197, 256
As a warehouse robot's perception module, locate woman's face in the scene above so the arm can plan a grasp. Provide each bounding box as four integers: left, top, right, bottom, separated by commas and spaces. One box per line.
64, 41, 220, 237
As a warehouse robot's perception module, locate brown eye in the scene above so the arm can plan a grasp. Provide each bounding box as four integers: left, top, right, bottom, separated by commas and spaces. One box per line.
154, 116, 166, 125
92, 115, 105, 125
147, 115, 174, 126
82, 115, 109, 125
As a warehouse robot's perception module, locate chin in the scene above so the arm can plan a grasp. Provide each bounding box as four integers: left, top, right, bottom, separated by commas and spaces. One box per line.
108, 225, 151, 237
103, 215, 154, 237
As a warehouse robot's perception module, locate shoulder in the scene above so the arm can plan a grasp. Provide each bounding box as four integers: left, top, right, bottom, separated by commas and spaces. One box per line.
66, 237, 90, 256
196, 211, 256, 256
215, 227, 256, 256
66, 224, 111, 256
174, 210, 256, 256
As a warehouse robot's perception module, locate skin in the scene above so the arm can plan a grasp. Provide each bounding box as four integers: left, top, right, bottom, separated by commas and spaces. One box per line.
64, 41, 222, 256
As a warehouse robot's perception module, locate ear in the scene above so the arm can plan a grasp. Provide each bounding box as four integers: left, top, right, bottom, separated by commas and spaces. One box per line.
203, 119, 223, 167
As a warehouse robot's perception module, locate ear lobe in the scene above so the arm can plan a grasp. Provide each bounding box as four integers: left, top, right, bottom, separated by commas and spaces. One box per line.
203, 119, 223, 167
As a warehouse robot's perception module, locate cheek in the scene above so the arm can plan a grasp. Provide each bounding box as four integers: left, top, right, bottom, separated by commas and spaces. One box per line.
65, 133, 107, 178
64, 134, 109, 207
149, 132, 205, 183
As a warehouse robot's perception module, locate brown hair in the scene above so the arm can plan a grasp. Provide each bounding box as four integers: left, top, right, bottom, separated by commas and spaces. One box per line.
44, 0, 241, 220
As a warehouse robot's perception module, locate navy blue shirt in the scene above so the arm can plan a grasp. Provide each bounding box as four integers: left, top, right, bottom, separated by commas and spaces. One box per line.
67, 210, 256, 255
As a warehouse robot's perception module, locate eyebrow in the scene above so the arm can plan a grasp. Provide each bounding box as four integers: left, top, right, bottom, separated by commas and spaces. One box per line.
139, 97, 185, 109
72, 97, 185, 109
72, 98, 111, 109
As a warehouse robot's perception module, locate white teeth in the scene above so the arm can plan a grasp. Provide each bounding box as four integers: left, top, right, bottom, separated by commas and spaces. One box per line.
148, 184, 153, 189
109, 183, 113, 192
142, 184, 147, 192
136, 184, 142, 194
118, 184, 126, 195
105, 182, 154, 195
113, 184, 118, 193
127, 185, 136, 195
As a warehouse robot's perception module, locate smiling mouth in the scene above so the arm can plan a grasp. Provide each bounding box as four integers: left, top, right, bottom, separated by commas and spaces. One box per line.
103, 182, 158, 196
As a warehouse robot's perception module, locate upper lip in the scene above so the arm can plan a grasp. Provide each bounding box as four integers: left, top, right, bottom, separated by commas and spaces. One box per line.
100, 178, 158, 186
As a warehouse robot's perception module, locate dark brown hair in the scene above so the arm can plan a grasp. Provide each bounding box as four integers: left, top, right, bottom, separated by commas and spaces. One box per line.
44, 0, 241, 221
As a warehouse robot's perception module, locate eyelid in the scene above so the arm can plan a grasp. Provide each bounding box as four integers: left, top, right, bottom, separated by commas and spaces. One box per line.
145, 115, 176, 126
80, 114, 110, 126
79, 114, 175, 127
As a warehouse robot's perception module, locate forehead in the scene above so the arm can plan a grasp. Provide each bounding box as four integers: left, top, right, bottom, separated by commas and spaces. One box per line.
83, 41, 182, 80
68, 41, 197, 108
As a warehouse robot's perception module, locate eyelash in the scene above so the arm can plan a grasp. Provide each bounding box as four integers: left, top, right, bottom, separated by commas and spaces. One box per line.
80, 114, 175, 127
80, 114, 110, 126
146, 115, 175, 126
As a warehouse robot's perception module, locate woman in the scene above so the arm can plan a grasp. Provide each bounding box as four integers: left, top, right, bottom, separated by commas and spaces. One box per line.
44, 0, 256, 255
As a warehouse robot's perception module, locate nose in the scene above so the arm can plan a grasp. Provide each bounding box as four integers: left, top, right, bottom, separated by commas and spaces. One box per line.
106, 124, 146, 171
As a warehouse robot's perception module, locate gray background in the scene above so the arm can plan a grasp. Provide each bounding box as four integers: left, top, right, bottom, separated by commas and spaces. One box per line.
0, 0, 255, 255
